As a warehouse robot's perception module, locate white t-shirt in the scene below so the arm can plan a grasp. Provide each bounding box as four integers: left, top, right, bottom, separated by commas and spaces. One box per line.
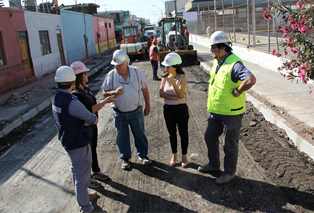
102, 66, 148, 112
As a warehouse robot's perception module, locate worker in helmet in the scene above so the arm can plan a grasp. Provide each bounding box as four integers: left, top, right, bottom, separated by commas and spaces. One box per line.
149, 37, 161, 81
160, 52, 189, 168
71, 61, 115, 185
52, 66, 99, 212
101, 50, 152, 171
198, 31, 256, 184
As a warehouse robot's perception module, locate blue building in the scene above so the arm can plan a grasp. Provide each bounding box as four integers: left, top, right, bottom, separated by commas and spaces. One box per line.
60, 9, 96, 63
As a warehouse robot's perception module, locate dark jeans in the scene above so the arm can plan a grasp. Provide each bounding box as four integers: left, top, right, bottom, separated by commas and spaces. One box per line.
114, 106, 149, 160
163, 104, 189, 155
90, 125, 100, 173
204, 115, 242, 175
150, 60, 159, 79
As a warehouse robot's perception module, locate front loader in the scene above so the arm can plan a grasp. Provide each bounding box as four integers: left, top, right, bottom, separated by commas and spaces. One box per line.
158, 17, 199, 66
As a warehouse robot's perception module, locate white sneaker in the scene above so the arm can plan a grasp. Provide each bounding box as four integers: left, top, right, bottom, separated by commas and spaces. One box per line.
216, 174, 235, 184
138, 156, 152, 165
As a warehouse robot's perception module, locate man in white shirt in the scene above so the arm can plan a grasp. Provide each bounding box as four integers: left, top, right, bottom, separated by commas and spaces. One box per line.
102, 50, 151, 170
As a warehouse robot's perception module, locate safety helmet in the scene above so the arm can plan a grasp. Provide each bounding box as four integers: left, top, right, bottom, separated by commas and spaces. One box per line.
71, 61, 90, 75
209, 31, 231, 46
111, 49, 130, 66
161, 52, 182, 67
54, 66, 76, 83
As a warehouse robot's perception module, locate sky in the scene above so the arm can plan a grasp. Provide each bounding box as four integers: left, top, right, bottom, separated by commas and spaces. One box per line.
3, 0, 167, 24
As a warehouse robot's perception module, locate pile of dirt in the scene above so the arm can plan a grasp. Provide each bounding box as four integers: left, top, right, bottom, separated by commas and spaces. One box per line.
241, 103, 314, 206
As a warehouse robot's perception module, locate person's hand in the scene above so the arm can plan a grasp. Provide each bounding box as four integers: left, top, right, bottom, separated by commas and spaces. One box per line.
167, 73, 176, 78
103, 95, 116, 104
115, 86, 124, 96
159, 89, 165, 97
144, 105, 150, 116
232, 88, 241, 97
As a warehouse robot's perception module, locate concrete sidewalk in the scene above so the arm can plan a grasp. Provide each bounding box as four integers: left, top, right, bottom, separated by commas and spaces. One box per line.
190, 34, 314, 160
0, 52, 113, 139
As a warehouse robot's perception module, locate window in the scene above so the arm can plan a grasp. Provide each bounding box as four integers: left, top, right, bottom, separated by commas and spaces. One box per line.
39, 30, 51, 55
109, 23, 111, 28
105, 23, 107, 28
0, 32, 6, 66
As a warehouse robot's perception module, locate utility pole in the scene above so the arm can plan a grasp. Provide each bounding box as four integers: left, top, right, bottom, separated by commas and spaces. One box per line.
252, 0, 256, 47
247, 0, 251, 48
174, 0, 178, 47
232, 0, 236, 42
222, 0, 224, 32
267, 0, 271, 53
214, 0, 217, 31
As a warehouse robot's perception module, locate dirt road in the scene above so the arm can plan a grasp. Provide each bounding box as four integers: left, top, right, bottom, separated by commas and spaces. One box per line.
0, 61, 313, 213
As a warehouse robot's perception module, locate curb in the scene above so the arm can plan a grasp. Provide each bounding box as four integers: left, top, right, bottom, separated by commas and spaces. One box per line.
199, 61, 314, 161
0, 60, 110, 139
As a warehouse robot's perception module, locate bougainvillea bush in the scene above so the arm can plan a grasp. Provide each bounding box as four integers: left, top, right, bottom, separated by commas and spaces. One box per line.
263, 0, 314, 83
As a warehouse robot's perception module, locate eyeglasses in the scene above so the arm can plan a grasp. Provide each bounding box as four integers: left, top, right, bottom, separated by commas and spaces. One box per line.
211, 44, 219, 50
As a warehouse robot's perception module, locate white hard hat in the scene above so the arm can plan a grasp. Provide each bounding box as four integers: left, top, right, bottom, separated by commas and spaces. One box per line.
71, 61, 90, 75
161, 52, 182, 67
209, 31, 231, 46
54, 66, 76, 83
111, 49, 130, 66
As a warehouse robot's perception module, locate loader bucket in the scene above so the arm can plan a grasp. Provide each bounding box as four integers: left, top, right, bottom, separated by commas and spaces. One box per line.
159, 49, 200, 67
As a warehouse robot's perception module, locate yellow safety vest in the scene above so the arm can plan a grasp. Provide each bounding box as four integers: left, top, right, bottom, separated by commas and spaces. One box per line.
207, 54, 246, 115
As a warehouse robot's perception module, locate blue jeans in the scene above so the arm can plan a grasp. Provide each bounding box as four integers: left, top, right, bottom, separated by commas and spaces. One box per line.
113, 106, 149, 160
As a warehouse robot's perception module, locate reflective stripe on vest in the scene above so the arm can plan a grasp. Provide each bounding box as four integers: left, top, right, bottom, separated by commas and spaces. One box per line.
207, 54, 246, 115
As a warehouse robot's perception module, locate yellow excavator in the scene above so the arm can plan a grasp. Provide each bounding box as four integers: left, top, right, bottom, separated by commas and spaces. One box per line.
158, 16, 199, 66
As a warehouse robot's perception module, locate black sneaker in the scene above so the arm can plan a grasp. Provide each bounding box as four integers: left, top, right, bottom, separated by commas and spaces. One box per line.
198, 164, 221, 177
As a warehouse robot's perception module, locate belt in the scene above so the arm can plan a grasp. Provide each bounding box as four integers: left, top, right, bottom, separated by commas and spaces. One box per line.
113, 106, 142, 113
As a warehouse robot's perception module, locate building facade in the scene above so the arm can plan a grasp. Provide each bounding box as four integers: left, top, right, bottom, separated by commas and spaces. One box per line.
0, 8, 34, 94
61, 9, 96, 63
24, 11, 66, 77
93, 16, 116, 54
99, 10, 130, 43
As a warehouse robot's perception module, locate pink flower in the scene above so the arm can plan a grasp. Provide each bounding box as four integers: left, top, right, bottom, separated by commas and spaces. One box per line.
272, 49, 277, 55
262, 8, 272, 21
285, 37, 294, 47
295, 0, 305, 9
298, 67, 307, 83
298, 24, 310, 33
290, 47, 299, 54
290, 21, 299, 30
298, 63, 311, 83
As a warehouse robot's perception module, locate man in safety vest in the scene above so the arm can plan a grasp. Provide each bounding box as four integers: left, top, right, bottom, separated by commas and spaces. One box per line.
198, 31, 256, 184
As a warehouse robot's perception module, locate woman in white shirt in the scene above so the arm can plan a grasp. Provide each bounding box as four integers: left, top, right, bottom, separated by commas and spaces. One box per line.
159, 52, 189, 167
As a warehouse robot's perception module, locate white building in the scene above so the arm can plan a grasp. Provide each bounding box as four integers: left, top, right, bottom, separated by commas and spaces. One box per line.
24, 11, 67, 77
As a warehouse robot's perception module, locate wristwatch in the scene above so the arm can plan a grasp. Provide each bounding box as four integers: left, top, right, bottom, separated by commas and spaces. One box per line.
232, 88, 241, 97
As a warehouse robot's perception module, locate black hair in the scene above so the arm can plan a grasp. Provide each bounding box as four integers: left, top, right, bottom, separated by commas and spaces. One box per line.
57, 82, 73, 90
172, 65, 185, 75
216, 43, 233, 53
75, 73, 84, 89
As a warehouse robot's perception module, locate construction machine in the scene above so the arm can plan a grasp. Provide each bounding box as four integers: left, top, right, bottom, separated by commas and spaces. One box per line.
158, 16, 199, 66
120, 25, 147, 61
